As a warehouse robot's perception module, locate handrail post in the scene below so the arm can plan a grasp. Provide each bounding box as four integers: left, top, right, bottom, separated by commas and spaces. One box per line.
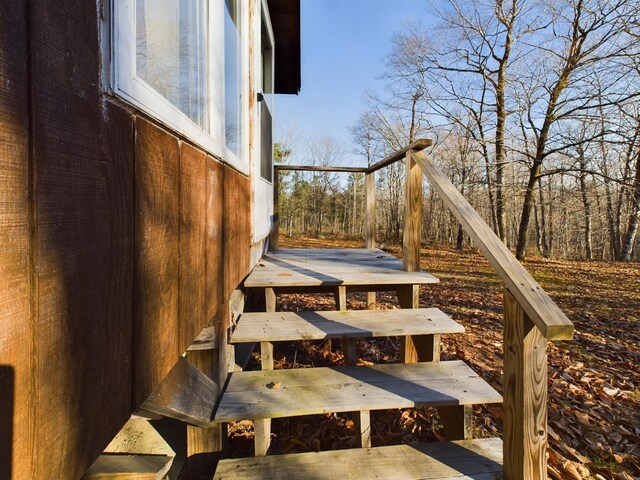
365, 171, 376, 249
365, 170, 377, 309
503, 288, 548, 480
403, 149, 422, 272
270, 168, 280, 250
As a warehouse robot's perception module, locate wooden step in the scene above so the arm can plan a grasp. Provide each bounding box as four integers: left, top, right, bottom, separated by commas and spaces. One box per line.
231, 308, 464, 344
213, 437, 503, 479
214, 360, 501, 422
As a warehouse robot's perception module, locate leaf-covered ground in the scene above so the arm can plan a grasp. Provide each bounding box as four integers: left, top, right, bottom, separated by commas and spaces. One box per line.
227, 236, 640, 480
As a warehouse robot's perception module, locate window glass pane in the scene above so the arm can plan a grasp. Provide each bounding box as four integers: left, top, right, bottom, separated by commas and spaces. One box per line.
136, 0, 207, 128
224, 0, 243, 157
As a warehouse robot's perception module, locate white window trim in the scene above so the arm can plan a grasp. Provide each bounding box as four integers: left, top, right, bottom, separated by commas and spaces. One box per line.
112, 0, 249, 176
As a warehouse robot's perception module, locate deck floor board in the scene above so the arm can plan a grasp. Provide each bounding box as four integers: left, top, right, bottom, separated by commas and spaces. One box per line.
244, 248, 439, 288
214, 438, 503, 479
215, 361, 502, 421
231, 308, 464, 343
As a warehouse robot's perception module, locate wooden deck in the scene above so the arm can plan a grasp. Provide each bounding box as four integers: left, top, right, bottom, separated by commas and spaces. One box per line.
244, 248, 439, 290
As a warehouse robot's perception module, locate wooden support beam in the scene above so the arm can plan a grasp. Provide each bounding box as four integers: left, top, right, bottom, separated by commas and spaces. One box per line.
254, 287, 277, 457
334, 286, 357, 365
503, 288, 548, 480
270, 170, 280, 249
437, 405, 473, 440
403, 150, 422, 272
185, 349, 222, 476
396, 285, 439, 364
140, 357, 217, 428
354, 410, 372, 448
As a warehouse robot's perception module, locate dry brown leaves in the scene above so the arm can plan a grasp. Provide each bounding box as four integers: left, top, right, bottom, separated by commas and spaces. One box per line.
227, 236, 640, 480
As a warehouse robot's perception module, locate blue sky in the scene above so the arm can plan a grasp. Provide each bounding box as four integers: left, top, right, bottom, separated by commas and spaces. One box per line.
274, 0, 434, 164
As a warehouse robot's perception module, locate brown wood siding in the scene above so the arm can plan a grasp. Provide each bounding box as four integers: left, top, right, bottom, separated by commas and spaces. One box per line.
0, 1, 31, 478
29, 0, 135, 476
179, 143, 207, 352
206, 157, 224, 322
223, 165, 251, 298
134, 118, 180, 407
0, 1, 256, 476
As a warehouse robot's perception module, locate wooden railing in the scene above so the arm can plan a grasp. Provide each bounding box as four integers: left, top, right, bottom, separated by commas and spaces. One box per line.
271, 139, 574, 479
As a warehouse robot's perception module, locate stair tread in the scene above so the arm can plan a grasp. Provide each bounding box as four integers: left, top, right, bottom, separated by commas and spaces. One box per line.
231, 308, 464, 343
215, 360, 502, 421
213, 438, 503, 480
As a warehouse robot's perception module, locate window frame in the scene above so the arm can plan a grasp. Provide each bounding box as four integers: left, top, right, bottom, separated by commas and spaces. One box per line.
112, 0, 249, 175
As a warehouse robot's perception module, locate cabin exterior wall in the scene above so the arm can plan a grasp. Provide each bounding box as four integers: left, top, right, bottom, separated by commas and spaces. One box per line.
0, 0, 269, 477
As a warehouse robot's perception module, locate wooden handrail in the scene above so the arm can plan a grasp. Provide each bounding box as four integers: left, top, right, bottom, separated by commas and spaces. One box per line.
411, 149, 574, 340
275, 165, 368, 173
367, 139, 432, 173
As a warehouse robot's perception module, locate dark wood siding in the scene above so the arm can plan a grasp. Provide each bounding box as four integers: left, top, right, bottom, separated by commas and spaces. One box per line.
0, 1, 255, 477
0, 1, 31, 478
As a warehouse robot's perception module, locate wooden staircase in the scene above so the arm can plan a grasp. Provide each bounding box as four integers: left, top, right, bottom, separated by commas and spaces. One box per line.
208, 140, 574, 479
212, 249, 505, 479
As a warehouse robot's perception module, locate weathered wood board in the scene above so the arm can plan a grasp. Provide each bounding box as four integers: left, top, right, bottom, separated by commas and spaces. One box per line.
134, 118, 180, 407
0, 2, 31, 478
205, 157, 224, 323
223, 165, 251, 298
245, 249, 439, 288
30, 0, 135, 475
214, 438, 503, 480
216, 361, 502, 421
231, 308, 464, 343
179, 143, 207, 352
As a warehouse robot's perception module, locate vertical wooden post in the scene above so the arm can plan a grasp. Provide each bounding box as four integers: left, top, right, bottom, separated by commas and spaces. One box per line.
396, 284, 439, 364
403, 150, 422, 272
254, 288, 276, 457
270, 168, 279, 250
185, 349, 222, 475
365, 171, 377, 309
503, 289, 548, 480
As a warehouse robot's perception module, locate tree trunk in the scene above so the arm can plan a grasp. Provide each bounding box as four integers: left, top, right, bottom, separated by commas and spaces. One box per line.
619, 143, 640, 261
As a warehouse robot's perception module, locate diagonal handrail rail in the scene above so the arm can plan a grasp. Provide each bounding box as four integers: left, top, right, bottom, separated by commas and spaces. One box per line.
411, 149, 574, 341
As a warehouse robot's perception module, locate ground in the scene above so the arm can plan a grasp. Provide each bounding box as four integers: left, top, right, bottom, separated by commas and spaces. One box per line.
228, 236, 639, 480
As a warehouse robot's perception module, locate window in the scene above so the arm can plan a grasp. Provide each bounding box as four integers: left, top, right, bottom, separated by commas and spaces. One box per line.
259, 6, 274, 182
113, 0, 247, 173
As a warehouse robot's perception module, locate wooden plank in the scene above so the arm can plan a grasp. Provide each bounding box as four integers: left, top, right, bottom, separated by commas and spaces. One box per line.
254, 287, 276, 456
366, 139, 432, 174
503, 289, 548, 480
185, 349, 222, 476
179, 143, 207, 352
214, 438, 503, 480
412, 150, 574, 340
231, 308, 464, 343
275, 165, 368, 173
270, 167, 280, 249
83, 454, 173, 480
403, 150, 422, 272
215, 361, 502, 421
32, 4, 135, 471
141, 357, 217, 428
245, 249, 439, 288
205, 157, 223, 324
223, 165, 251, 297
134, 118, 180, 407
0, 2, 31, 478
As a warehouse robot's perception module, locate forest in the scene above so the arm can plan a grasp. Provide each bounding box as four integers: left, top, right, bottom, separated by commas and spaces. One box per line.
276, 0, 640, 262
